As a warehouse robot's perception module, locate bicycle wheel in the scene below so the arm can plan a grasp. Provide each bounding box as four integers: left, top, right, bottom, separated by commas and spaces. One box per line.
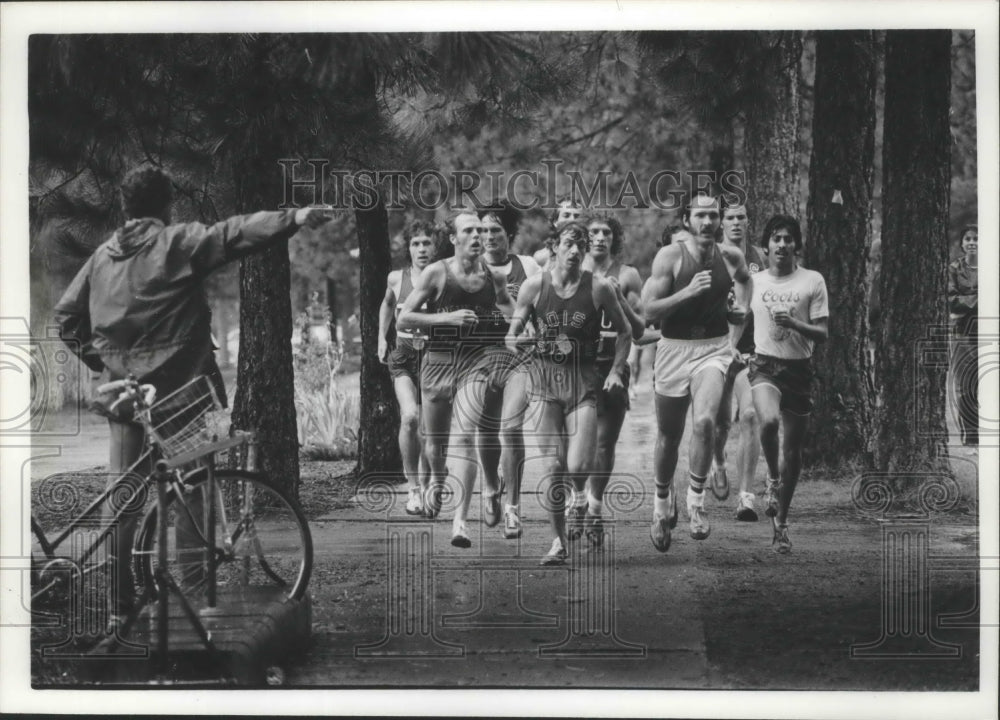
136, 470, 312, 604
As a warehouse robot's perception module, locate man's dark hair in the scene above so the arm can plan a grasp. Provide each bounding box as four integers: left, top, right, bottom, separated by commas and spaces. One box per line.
549, 195, 583, 225
433, 224, 454, 260
681, 191, 720, 224
478, 198, 522, 239
660, 223, 688, 248
403, 219, 436, 243
443, 209, 478, 237
720, 195, 748, 217
760, 214, 803, 251
546, 219, 590, 253
584, 212, 624, 255
121, 165, 173, 221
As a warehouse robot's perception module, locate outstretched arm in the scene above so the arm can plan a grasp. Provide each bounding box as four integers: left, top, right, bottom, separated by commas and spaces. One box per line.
187, 206, 335, 275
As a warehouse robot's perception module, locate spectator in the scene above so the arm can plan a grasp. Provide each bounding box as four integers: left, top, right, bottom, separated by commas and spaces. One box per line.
948, 224, 979, 446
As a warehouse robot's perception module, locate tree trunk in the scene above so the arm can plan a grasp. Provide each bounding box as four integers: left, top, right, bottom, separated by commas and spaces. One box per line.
354, 192, 402, 481
232, 241, 301, 495
743, 32, 803, 241
875, 30, 951, 474
803, 31, 878, 468
708, 119, 734, 195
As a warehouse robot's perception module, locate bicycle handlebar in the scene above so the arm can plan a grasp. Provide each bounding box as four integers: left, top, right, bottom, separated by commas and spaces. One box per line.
98, 379, 157, 411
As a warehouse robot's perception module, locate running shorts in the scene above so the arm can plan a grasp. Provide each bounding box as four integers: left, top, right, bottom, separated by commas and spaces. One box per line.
748, 353, 814, 415
595, 360, 631, 414
653, 335, 732, 398
528, 356, 599, 414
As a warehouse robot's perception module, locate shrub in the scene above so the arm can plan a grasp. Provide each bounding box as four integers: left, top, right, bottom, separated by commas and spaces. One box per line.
293, 293, 360, 460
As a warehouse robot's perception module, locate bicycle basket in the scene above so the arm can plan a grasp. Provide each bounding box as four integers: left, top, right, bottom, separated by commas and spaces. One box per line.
147, 376, 223, 459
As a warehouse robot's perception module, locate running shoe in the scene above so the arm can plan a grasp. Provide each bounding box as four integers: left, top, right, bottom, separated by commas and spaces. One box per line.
709, 461, 730, 501
540, 538, 568, 566
503, 505, 522, 539
483, 484, 504, 528
772, 519, 792, 554
585, 512, 604, 547
763, 478, 781, 518
566, 503, 587, 541
687, 490, 711, 540
405, 487, 424, 516
650, 512, 672, 552
735, 491, 758, 522
451, 520, 472, 549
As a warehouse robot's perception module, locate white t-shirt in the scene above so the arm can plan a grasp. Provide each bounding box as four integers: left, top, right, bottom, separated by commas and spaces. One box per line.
751, 267, 829, 359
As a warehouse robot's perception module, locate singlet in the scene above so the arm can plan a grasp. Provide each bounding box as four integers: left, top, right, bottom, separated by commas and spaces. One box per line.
425, 260, 505, 350
595, 261, 626, 364
485, 254, 529, 336
495, 254, 529, 301
730, 243, 767, 354
534, 271, 602, 363
659, 242, 732, 340
394, 267, 421, 341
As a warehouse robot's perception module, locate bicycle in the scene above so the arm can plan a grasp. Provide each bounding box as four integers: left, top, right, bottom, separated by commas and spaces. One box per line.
31, 374, 313, 644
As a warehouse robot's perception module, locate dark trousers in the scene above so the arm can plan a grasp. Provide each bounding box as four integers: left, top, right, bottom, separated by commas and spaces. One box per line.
951, 335, 979, 445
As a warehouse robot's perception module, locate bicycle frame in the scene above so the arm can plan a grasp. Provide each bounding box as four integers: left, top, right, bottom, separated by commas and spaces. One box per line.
30, 445, 211, 594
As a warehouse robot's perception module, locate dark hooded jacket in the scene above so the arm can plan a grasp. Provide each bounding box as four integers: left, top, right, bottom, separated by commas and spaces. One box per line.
55, 210, 301, 409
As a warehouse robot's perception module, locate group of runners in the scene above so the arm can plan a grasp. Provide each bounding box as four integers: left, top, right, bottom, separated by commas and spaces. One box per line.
379, 192, 829, 565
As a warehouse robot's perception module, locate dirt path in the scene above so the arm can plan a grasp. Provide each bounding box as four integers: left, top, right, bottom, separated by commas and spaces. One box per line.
287, 376, 981, 689
28, 371, 980, 689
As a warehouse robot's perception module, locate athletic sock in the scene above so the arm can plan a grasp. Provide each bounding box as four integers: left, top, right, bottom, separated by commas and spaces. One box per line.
689, 472, 707, 494
687, 485, 705, 508
505, 503, 519, 515
587, 492, 603, 516
654, 491, 673, 517
570, 490, 587, 509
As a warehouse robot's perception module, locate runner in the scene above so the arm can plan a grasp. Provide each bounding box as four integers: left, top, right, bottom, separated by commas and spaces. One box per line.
378, 220, 436, 515
641, 193, 751, 552
710, 200, 769, 521
397, 211, 515, 548
578, 213, 645, 545
505, 221, 631, 564
533, 196, 583, 270
948, 224, 979, 446
749, 215, 829, 553
478, 200, 542, 538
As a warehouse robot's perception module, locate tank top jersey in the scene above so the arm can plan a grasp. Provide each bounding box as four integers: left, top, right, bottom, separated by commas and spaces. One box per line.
595, 261, 626, 363
659, 242, 732, 340
534, 271, 602, 363
485, 254, 528, 336
425, 260, 505, 350
394, 267, 423, 341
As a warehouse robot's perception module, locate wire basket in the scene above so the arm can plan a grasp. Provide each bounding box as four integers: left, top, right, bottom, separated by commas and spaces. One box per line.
147, 376, 223, 459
